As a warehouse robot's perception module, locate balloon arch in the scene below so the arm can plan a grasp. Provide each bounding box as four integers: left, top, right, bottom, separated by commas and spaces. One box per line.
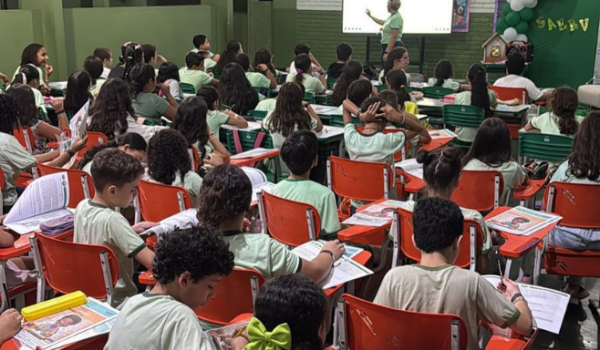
495, 0, 537, 43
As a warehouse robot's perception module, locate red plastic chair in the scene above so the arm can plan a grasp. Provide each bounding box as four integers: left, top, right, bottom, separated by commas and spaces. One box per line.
327, 156, 394, 221
194, 268, 264, 326
489, 86, 529, 140
533, 182, 600, 284
136, 180, 192, 223
450, 170, 504, 212
394, 208, 483, 270
190, 145, 201, 171
37, 163, 95, 208
29, 232, 119, 305
258, 191, 321, 247
336, 294, 468, 350
74, 131, 108, 167
12, 126, 35, 154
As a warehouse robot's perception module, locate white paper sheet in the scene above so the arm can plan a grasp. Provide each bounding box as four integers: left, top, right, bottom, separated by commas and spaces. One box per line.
220, 121, 263, 131
292, 241, 373, 289
395, 159, 424, 179
5, 173, 70, 234
483, 275, 570, 334
141, 209, 199, 238
230, 148, 273, 160
314, 126, 345, 139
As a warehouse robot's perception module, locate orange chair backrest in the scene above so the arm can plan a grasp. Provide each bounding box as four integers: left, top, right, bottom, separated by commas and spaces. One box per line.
489, 86, 529, 104
261, 191, 321, 247
545, 182, 600, 229
190, 145, 201, 171
194, 268, 265, 325
398, 208, 482, 269
37, 163, 95, 208
342, 294, 468, 350
329, 156, 394, 202
77, 131, 109, 160
13, 126, 35, 153
34, 232, 119, 299
450, 170, 504, 212
137, 180, 192, 222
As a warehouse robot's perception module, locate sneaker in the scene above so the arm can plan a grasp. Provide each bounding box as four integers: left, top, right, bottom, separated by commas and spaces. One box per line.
521, 274, 533, 285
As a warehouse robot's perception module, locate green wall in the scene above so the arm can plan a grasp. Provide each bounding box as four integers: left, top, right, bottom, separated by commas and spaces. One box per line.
0, 10, 42, 80
62, 5, 219, 76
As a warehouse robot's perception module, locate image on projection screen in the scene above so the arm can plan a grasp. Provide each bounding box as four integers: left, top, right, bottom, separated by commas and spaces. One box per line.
343, 0, 453, 34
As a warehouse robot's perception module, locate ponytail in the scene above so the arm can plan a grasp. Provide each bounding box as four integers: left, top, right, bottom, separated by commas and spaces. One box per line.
467, 64, 491, 117
120, 42, 143, 80
434, 59, 453, 88
11, 65, 40, 86
293, 54, 312, 91
128, 63, 155, 97
386, 69, 411, 109
417, 146, 462, 197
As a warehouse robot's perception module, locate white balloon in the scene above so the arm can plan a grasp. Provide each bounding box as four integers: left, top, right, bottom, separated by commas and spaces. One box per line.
527, 0, 538, 8
503, 27, 518, 42
510, 0, 525, 12
515, 34, 528, 43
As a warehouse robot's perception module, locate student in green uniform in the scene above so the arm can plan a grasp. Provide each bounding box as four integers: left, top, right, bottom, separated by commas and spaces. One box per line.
192, 34, 220, 62
379, 47, 411, 85
147, 129, 203, 208
236, 53, 277, 90
11, 66, 47, 117
342, 97, 425, 208
286, 54, 326, 95
0, 95, 86, 211
129, 63, 178, 123
83, 55, 105, 96
179, 52, 219, 93
427, 59, 465, 92
218, 63, 260, 115
254, 97, 278, 112
262, 82, 323, 176
74, 148, 157, 307
463, 118, 527, 204
64, 70, 93, 117
104, 226, 234, 350
547, 113, 600, 303
366, 0, 404, 67
454, 63, 497, 143
272, 130, 341, 239
78, 133, 148, 175
197, 164, 345, 282
375, 197, 533, 350
171, 96, 230, 170
197, 86, 248, 136
525, 86, 583, 136
13, 43, 51, 92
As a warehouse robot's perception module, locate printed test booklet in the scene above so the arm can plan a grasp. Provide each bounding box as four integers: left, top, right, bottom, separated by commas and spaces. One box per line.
342, 200, 405, 227
205, 321, 250, 350
486, 206, 562, 236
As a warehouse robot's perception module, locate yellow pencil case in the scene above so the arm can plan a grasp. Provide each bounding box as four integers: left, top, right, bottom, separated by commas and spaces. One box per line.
21, 291, 87, 321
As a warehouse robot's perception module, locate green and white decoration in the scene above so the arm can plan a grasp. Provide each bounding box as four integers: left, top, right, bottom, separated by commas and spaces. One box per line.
496, 0, 538, 43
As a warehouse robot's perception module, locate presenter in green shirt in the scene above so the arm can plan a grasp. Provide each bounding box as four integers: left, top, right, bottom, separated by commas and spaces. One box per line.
366, 0, 404, 68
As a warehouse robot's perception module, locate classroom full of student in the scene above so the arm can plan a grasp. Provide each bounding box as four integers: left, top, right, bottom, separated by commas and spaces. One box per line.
0, 21, 598, 350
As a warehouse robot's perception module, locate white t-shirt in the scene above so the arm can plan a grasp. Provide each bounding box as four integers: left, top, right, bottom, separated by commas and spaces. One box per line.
164, 79, 183, 100
493, 74, 543, 101
101, 67, 111, 79
289, 61, 321, 78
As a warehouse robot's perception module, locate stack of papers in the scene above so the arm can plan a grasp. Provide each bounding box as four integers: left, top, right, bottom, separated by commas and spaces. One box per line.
342, 200, 405, 227
292, 240, 373, 289
429, 129, 457, 139
395, 159, 423, 179
486, 206, 562, 236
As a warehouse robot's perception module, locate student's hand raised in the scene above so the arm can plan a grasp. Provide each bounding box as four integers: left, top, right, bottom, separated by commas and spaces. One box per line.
158, 83, 172, 97
497, 277, 522, 300
323, 239, 345, 260
71, 135, 88, 153
0, 309, 23, 343
131, 221, 158, 234
156, 54, 168, 63
360, 102, 385, 123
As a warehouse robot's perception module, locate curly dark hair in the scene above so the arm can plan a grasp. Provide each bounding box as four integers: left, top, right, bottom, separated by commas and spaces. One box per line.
196, 165, 252, 229
218, 62, 259, 115
549, 86, 579, 135
171, 96, 209, 168
5, 84, 38, 127
83, 55, 104, 85
148, 129, 192, 186
90, 148, 144, 191
128, 63, 155, 97
64, 70, 92, 116
88, 78, 134, 140
20, 43, 44, 66
78, 133, 147, 170
215, 40, 242, 74
269, 82, 312, 137
331, 60, 363, 106
413, 197, 464, 253
254, 274, 327, 350
152, 226, 234, 285
0, 95, 19, 135
568, 112, 600, 181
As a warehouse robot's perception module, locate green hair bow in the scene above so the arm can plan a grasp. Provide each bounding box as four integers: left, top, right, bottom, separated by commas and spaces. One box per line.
244, 317, 292, 350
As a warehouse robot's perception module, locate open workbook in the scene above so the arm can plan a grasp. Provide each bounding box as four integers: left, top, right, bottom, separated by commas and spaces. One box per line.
241, 167, 275, 204
292, 241, 373, 289
483, 275, 569, 334
230, 147, 273, 160
486, 206, 562, 236
4, 173, 72, 235
342, 200, 405, 227
15, 298, 118, 350
395, 158, 423, 179
205, 321, 250, 350
141, 209, 199, 238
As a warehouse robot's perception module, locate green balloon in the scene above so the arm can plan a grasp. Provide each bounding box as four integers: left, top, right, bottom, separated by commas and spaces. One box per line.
519, 8, 534, 22
501, 3, 512, 16
496, 18, 509, 33
506, 11, 521, 26
516, 21, 529, 34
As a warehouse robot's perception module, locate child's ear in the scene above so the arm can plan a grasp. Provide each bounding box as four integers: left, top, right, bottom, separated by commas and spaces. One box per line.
453, 236, 463, 250
411, 234, 417, 250
178, 271, 192, 288
107, 185, 117, 196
